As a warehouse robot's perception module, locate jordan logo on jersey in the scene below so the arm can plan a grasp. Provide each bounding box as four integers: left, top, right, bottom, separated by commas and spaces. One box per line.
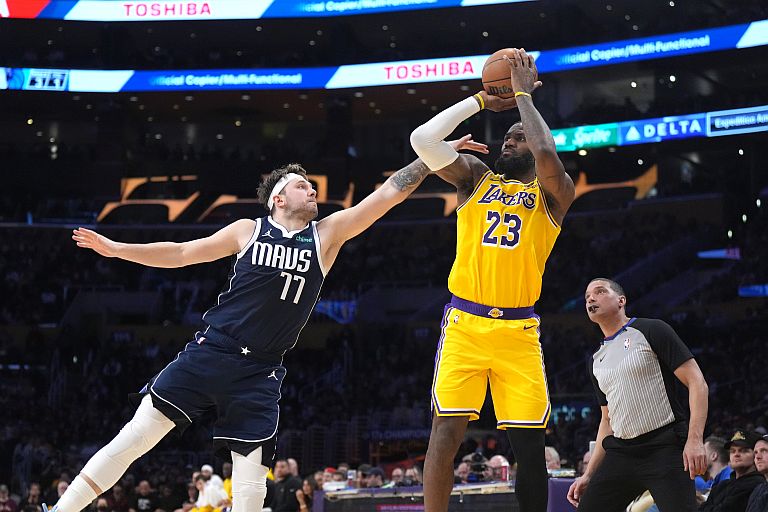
251, 241, 312, 272
267, 370, 278, 380
477, 184, 536, 209
262, 229, 274, 239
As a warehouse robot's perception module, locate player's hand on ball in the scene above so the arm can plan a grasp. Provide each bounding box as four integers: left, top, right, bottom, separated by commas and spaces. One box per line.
504, 48, 542, 96
72, 227, 119, 257
477, 90, 519, 112
448, 134, 489, 154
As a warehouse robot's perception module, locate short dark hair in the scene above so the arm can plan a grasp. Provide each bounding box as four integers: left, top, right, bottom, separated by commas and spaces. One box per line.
256, 163, 308, 211
589, 278, 626, 299
705, 436, 729, 464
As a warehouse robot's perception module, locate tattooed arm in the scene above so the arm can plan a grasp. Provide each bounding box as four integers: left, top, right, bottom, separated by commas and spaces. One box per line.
316, 135, 486, 269
316, 158, 431, 268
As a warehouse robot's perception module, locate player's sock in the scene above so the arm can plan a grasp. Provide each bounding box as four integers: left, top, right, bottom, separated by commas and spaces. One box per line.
231, 446, 269, 512
507, 428, 548, 512
54, 475, 97, 512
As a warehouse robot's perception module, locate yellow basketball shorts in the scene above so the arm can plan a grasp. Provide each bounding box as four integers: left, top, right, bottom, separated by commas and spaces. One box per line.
431, 303, 551, 429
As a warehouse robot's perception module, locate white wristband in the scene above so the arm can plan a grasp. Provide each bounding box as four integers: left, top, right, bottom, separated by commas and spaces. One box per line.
410, 97, 481, 172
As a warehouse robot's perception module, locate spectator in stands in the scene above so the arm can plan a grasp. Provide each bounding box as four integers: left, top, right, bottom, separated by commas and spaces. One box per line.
696, 436, 732, 494
577, 450, 592, 476
746, 435, 768, 512
107, 484, 130, 512
295, 478, 316, 512
544, 447, 562, 470
389, 468, 404, 487
18, 483, 42, 512
355, 465, 371, 489
44, 481, 68, 509
154, 484, 177, 512
568, 278, 708, 512
221, 463, 232, 503
287, 459, 300, 478
331, 471, 345, 483
488, 455, 511, 481
700, 430, 764, 512
322, 468, 335, 486
130, 480, 157, 512
192, 474, 226, 512
366, 468, 385, 489
455, 462, 470, 484
404, 467, 422, 486
270, 459, 302, 512
175, 482, 196, 512
312, 471, 324, 490
0, 485, 19, 512
200, 465, 223, 492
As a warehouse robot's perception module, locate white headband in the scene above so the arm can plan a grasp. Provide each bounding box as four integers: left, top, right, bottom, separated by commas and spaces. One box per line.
267, 172, 306, 210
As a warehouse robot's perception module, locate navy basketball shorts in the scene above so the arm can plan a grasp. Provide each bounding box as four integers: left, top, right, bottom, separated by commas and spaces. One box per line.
139, 328, 284, 460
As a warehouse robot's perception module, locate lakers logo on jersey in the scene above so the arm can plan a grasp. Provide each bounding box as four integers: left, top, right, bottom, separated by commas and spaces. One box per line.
477, 184, 537, 209
448, 171, 561, 308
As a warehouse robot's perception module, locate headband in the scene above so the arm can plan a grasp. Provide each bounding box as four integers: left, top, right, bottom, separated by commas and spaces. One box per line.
267, 172, 306, 210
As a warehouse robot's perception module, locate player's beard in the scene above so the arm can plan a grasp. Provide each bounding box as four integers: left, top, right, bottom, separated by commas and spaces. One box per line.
495, 151, 535, 180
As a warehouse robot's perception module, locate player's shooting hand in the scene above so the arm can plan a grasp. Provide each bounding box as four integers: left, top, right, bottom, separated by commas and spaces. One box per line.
72, 227, 119, 257
476, 90, 519, 112
448, 134, 489, 154
683, 439, 707, 480
567, 475, 590, 507
505, 49, 542, 96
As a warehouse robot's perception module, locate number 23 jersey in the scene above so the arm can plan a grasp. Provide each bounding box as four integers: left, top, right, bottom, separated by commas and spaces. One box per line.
202, 216, 326, 355
448, 171, 561, 308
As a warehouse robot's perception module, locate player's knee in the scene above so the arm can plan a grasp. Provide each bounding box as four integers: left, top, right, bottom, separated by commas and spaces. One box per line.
231, 450, 269, 512
431, 416, 468, 446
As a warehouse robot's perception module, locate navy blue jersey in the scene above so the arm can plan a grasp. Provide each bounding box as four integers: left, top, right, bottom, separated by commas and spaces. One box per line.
202, 217, 327, 355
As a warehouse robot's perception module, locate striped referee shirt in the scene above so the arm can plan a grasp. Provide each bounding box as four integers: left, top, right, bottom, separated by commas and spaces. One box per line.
590, 318, 693, 439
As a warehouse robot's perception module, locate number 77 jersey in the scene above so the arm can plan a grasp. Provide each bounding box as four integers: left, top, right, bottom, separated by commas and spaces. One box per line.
202, 216, 326, 355
448, 171, 561, 309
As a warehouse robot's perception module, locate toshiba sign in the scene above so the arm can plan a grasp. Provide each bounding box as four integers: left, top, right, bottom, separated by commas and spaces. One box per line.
122, 2, 212, 17
326, 56, 487, 89
63, 0, 273, 21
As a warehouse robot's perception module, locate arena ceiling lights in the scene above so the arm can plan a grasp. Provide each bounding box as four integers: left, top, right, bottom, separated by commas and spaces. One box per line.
0, 0, 535, 20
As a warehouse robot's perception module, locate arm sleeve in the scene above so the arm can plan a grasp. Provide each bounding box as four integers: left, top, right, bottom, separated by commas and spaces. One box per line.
589, 356, 608, 406
410, 96, 481, 172
646, 320, 693, 370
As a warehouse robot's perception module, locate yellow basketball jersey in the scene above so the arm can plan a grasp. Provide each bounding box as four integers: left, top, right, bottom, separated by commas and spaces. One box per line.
448, 170, 561, 308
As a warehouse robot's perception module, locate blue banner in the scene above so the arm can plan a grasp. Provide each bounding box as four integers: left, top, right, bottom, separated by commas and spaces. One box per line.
535, 24, 750, 73
707, 105, 768, 137
618, 113, 706, 146
123, 68, 337, 91
739, 284, 768, 298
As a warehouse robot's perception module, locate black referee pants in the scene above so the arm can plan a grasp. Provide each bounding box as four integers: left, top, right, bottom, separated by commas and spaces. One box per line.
577, 425, 696, 512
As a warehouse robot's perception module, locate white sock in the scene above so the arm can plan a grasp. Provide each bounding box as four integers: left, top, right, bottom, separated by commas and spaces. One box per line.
55, 475, 98, 512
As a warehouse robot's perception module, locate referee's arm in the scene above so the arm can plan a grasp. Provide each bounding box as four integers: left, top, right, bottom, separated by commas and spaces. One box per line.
674, 359, 709, 479
567, 406, 613, 506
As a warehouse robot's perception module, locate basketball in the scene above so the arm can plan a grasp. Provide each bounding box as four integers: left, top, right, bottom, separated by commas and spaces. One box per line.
482, 48, 537, 99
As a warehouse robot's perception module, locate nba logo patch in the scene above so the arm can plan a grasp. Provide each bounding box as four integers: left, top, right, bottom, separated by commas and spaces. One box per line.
623, 338, 631, 350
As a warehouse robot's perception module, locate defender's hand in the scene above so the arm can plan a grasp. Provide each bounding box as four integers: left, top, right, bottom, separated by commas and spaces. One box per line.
72, 227, 119, 257
448, 134, 489, 154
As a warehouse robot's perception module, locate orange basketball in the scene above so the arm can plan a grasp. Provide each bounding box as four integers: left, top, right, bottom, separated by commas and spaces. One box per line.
482, 48, 537, 99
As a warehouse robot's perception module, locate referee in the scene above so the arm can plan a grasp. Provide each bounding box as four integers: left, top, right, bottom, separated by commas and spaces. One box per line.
567, 278, 709, 511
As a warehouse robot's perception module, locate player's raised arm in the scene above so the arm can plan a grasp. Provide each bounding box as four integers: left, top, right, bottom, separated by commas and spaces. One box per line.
410, 91, 515, 202
505, 49, 574, 221
72, 218, 256, 268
